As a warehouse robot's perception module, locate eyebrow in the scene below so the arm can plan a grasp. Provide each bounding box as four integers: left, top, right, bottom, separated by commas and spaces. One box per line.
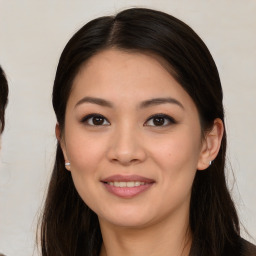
75, 96, 184, 109
139, 97, 184, 109
75, 97, 113, 108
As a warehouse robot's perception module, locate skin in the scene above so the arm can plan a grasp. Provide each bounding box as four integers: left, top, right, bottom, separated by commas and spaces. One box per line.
58, 49, 223, 256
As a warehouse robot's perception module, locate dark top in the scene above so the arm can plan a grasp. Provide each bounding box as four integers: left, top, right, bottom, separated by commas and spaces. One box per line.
241, 239, 256, 256
189, 237, 256, 256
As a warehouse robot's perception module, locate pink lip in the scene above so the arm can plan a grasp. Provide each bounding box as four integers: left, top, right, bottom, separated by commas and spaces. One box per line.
101, 175, 154, 183
101, 175, 155, 198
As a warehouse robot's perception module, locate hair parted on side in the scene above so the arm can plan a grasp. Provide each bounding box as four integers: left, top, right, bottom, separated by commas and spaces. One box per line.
39, 8, 240, 256
0, 65, 8, 133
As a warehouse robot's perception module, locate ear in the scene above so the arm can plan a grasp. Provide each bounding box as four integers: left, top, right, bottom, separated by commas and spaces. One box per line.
55, 123, 71, 171
197, 118, 224, 170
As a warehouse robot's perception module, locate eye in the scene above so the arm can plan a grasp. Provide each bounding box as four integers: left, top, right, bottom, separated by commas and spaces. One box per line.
81, 114, 110, 126
144, 114, 176, 127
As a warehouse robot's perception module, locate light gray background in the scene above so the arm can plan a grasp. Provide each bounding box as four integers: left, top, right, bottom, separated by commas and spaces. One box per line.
0, 1, 255, 255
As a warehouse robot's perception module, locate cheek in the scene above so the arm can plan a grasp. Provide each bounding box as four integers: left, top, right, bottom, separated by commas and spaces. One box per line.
65, 130, 106, 173
64, 132, 107, 208
149, 129, 201, 197
151, 139, 198, 215
63, 131, 108, 203
151, 130, 201, 171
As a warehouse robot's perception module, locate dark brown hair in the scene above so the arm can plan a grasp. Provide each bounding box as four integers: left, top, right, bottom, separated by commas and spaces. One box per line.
40, 8, 240, 256
0, 65, 8, 133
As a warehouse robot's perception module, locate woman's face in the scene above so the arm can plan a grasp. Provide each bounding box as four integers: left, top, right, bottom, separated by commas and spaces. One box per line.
60, 49, 208, 228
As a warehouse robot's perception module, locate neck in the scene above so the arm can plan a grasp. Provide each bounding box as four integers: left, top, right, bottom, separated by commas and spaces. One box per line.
99, 209, 192, 256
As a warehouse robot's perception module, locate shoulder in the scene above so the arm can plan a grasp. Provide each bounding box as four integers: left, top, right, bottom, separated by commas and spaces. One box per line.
240, 238, 256, 256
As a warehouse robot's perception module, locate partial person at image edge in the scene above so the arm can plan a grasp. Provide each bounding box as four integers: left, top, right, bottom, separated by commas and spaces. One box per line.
0, 65, 8, 134
0, 66, 9, 256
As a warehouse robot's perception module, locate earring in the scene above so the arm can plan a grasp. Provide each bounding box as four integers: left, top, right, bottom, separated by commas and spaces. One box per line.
209, 160, 212, 166
65, 162, 71, 170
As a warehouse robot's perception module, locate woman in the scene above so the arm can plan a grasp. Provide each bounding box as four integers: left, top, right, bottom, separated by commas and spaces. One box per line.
0, 65, 8, 134
39, 8, 256, 256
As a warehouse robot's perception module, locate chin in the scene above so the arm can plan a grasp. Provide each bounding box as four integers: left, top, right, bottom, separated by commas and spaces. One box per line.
102, 217, 152, 229
97, 207, 156, 229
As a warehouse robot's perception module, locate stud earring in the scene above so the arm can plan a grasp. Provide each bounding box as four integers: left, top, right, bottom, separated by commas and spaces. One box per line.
209, 160, 212, 166
65, 162, 71, 170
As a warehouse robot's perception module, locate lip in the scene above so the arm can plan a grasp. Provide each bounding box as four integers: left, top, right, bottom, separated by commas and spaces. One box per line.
101, 175, 155, 198
101, 175, 155, 183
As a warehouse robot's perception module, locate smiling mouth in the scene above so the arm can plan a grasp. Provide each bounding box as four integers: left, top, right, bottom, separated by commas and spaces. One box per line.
105, 181, 148, 187
101, 175, 155, 198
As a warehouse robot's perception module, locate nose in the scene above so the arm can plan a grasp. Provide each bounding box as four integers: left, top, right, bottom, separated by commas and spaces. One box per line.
106, 126, 147, 166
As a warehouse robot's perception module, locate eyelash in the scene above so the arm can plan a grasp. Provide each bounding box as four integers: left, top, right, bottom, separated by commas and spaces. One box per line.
144, 114, 176, 127
80, 113, 176, 127
81, 114, 110, 126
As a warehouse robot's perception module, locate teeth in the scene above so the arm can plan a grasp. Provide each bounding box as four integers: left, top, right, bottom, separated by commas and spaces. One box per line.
127, 181, 134, 187
119, 182, 126, 187
135, 181, 141, 186
107, 181, 146, 187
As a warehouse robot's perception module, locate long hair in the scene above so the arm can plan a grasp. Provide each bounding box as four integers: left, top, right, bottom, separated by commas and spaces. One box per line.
0, 66, 8, 133
40, 8, 240, 256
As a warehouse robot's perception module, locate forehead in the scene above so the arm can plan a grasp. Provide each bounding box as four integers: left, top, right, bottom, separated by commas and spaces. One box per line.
69, 49, 195, 110
81, 48, 176, 77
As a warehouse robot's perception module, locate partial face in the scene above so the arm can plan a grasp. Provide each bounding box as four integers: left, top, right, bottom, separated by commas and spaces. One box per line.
60, 49, 206, 228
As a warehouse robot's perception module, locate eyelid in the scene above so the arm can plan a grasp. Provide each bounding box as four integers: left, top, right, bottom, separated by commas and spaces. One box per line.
80, 113, 176, 127
144, 113, 176, 127
80, 113, 110, 126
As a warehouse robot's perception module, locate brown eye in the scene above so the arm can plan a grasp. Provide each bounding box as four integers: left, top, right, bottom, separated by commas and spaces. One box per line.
82, 114, 110, 126
153, 117, 165, 126
92, 116, 104, 125
145, 114, 176, 127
